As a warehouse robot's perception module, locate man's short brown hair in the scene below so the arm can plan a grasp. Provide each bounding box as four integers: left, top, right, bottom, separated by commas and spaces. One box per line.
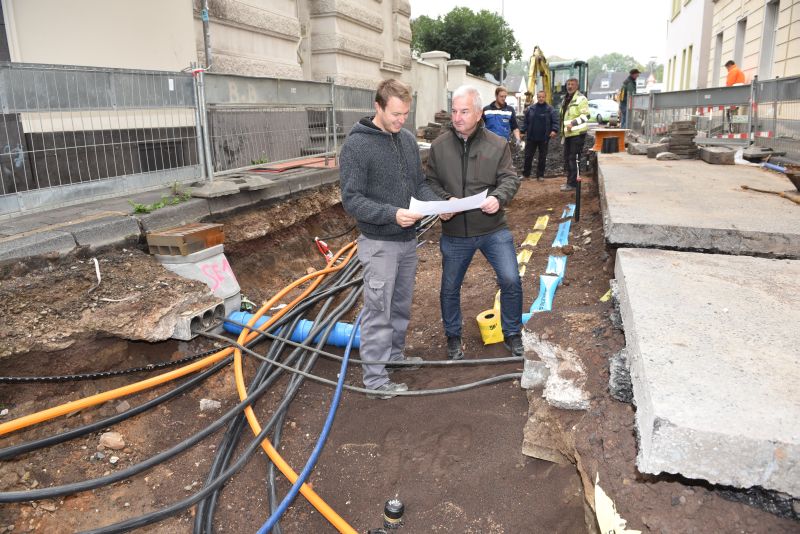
495, 86, 508, 97
375, 79, 412, 109
725, 60, 736, 67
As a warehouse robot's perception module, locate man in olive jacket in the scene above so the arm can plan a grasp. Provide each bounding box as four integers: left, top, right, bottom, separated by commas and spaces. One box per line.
425, 85, 524, 360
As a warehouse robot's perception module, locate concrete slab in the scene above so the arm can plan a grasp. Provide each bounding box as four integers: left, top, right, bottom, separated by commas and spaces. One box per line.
0, 231, 76, 261
599, 154, 800, 257
615, 248, 800, 496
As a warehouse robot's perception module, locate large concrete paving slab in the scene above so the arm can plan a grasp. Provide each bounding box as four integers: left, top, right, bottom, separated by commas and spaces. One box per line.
615, 248, 800, 496
599, 153, 800, 258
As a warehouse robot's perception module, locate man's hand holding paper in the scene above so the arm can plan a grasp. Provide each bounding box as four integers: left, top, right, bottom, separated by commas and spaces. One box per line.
408, 189, 488, 217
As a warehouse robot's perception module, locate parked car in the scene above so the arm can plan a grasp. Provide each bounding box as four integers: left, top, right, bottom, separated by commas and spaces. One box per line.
588, 99, 619, 124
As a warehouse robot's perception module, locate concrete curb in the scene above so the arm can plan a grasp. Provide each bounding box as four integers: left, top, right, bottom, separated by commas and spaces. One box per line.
0, 166, 345, 263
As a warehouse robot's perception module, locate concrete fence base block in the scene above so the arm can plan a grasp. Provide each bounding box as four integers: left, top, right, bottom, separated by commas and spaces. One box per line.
627, 143, 650, 155
646, 143, 669, 158
700, 146, 735, 165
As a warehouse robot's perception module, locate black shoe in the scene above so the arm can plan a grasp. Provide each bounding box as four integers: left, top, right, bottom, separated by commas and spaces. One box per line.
447, 336, 464, 360
503, 334, 525, 357
386, 356, 424, 373
366, 381, 409, 400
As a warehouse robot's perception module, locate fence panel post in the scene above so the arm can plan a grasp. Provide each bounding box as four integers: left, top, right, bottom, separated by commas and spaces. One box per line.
191, 63, 207, 180
331, 79, 338, 165
196, 69, 214, 180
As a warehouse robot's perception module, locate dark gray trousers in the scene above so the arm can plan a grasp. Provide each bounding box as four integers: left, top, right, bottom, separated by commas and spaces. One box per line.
357, 235, 418, 388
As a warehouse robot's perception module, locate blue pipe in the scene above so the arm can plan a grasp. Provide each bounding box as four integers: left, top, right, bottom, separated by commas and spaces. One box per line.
224, 311, 360, 348
256, 310, 362, 534
762, 162, 787, 173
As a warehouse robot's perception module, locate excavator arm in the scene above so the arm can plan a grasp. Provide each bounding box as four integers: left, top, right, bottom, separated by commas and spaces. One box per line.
525, 46, 552, 107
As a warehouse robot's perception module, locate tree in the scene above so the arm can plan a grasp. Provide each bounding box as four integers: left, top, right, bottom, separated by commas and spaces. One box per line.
586, 52, 643, 89
504, 59, 529, 78
411, 8, 522, 79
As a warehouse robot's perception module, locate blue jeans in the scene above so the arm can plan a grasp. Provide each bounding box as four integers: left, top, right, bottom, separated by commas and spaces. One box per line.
439, 228, 522, 339
619, 106, 628, 129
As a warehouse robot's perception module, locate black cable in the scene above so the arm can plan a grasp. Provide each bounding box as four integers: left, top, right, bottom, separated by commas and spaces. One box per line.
199, 329, 523, 397
316, 224, 356, 241
0, 357, 231, 461
80, 356, 312, 534
0, 353, 289, 503
113, 288, 361, 534
195, 282, 362, 533
0, 347, 219, 383
195, 261, 363, 533
223, 318, 524, 367
195, 259, 363, 532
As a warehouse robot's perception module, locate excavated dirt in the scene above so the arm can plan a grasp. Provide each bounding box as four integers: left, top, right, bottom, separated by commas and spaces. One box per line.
0, 176, 797, 533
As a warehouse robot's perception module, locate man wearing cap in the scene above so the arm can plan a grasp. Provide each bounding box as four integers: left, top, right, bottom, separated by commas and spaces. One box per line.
618, 68, 640, 129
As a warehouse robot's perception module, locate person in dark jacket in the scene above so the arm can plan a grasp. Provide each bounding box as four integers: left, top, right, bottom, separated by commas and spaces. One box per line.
618, 68, 639, 129
521, 90, 559, 180
339, 79, 442, 399
426, 85, 524, 361
482, 86, 521, 144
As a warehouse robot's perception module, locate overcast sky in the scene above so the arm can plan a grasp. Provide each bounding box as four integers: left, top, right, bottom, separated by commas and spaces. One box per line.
409, 0, 668, 65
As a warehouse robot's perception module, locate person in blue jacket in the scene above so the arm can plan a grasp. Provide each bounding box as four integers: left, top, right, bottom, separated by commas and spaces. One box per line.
482, 86, 521, 144
521, 90, 559, 180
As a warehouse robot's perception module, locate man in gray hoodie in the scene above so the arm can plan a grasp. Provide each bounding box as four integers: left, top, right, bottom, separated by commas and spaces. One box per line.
340, 79, 443, 399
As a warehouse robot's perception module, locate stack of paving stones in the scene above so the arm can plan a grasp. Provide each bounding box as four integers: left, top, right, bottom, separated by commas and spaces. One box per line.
418, 110, 453, 142
667, 120, 699, 159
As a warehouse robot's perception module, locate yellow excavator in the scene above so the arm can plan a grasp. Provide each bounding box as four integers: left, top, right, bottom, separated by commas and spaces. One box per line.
525, 46, 551, 107
524, 46, 588, 110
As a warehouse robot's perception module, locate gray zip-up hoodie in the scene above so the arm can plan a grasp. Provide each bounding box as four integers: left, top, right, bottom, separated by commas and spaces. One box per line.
340, 117, 442, 241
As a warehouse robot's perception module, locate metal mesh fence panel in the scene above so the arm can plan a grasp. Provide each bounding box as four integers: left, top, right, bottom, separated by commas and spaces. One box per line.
753, 77, 800, 160
207, 105, 332, 172
0, 63, 199, 215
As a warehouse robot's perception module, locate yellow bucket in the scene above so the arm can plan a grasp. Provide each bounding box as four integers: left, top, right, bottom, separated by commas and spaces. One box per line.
476, 309, 504, 345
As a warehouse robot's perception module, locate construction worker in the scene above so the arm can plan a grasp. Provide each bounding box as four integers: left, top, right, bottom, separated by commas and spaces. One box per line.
618, 68, 640, 129
724, 60, 746, 132
725, 60, 746, 86
426, 85, 524, 361
560, 77, 590, 192
521, 90, 559, 181
482, 86, 522, 145
339, 79, 440, 399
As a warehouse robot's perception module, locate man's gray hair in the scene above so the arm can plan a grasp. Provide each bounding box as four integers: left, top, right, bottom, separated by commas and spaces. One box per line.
566, 77, 579, 84
452, 85, 482, 111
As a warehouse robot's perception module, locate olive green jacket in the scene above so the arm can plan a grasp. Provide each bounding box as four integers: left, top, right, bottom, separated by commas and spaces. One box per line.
425, 123, 520, 237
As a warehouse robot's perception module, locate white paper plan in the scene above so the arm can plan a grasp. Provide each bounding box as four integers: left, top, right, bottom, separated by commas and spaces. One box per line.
408, 189, 488, 216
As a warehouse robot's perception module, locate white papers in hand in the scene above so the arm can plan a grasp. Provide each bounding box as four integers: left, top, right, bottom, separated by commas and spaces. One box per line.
408, 189, 488, 216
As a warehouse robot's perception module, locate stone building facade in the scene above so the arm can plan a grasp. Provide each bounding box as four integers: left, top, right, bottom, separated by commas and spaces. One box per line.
196, 0, 413, 88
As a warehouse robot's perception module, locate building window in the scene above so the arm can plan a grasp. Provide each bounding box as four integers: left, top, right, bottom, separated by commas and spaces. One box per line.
667, 58, 672, 89
672, 0, 681, 19
671, 55, 677, 90
735, 18, 747, 67
760, 0, 779, 79
680, 48, 687, 89
685, 45, 693, 89
713, 32, 723, 87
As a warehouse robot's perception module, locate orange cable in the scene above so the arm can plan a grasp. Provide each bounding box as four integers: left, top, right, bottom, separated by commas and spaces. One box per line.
232, 242, 358, 534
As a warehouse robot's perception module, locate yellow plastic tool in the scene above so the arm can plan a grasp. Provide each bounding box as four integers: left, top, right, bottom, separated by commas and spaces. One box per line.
477, 308, 504, 344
